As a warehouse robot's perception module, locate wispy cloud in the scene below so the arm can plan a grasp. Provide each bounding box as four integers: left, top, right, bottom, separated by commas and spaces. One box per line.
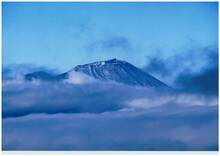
85, 36, 133, 52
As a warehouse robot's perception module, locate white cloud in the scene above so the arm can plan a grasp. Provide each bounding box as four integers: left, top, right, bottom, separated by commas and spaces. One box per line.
127, 96, 174, 109
64, 71, 96, 84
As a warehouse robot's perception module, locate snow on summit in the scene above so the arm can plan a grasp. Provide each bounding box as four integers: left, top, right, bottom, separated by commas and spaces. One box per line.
25, 58, 170, 89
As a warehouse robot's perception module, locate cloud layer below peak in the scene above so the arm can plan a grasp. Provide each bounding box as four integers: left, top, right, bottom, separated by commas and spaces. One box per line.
2, 63, 218, 151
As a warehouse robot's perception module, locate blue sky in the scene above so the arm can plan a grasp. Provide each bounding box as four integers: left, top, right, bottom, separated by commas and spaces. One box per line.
2, 2, 219, 151
2, 2, 218, 72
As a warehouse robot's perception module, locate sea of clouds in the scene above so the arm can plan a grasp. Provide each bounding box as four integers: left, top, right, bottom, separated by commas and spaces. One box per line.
2, 64, 218, 151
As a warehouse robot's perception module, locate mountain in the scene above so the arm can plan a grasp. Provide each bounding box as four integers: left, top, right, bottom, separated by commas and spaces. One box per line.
24, 58, 169, 88
72, 59, 169, 88
25, 71, 57, 81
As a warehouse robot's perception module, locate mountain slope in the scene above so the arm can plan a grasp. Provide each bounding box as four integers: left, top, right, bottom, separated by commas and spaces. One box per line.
72, 58, 168, 88
25, 58, 169, 88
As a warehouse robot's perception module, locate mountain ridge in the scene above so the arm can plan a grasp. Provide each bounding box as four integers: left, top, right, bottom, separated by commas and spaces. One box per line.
24, 58, 170, 89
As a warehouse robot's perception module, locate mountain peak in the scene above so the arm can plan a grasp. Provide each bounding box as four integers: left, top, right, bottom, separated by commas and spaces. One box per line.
24, 59, 170, 89
72, 58, 169, 88
108, 58, 117, 62
105, 58, 124, 63
74, 58, 126, 71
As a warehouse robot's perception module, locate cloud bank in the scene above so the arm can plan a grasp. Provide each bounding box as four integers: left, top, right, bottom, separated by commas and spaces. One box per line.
3, 106, 218, 151
143, 46, 218, 96
2, 63, 218, 150
3, 69, 217, 118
